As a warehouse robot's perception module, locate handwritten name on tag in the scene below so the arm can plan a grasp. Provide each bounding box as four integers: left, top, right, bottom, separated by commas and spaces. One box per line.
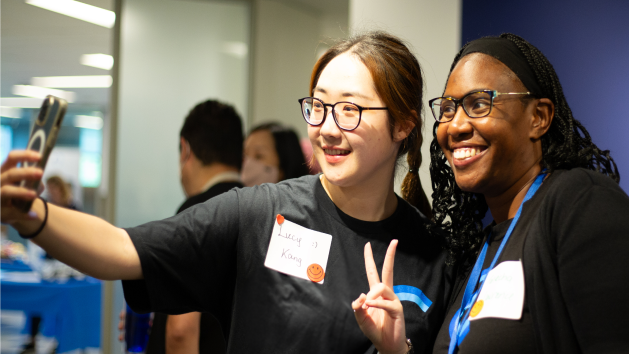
264, 216, 332, 284
469, 260, 525, 321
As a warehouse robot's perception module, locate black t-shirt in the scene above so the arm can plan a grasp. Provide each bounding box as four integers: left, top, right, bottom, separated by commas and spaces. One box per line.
433, 220, 537, 354
147, 181, 243, 354
123, 175, 454, 353
433, 168, 629, 354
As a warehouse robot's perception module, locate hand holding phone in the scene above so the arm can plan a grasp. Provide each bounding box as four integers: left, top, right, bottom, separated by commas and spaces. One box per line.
12, 95, 67, 212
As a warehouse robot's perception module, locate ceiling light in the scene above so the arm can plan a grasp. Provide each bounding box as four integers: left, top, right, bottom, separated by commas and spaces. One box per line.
13, 85, 76, 103
25, 0, 115, 28
0, 98, 45, 108
74, 115, 103, 130
222, 42, 248, 59
1, 107, 23, 119
31, 75, 112, 88
81, 53, 113, 70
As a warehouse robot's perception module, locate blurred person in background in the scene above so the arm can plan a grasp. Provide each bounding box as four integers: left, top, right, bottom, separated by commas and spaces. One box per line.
241, 122, 310, 186
44, 175, 78, 210
119, 99, 244, 354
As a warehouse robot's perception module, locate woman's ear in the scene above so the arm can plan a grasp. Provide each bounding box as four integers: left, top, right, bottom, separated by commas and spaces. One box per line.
393, 110, 417, 142
530, 98, 554, 140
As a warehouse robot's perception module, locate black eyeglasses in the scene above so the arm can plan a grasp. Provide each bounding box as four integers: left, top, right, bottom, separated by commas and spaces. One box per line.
298, 97, 388, 131
428, 90, 531, 123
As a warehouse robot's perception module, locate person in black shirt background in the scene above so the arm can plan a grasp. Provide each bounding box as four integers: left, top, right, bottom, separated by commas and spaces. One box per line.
119, 99, 244, 354
148, 100, 244, 354
353, 34, 629, 354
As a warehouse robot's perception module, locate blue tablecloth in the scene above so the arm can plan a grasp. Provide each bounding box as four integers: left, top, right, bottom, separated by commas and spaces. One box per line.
1, 275, 102, 353
1, 259, 33, 271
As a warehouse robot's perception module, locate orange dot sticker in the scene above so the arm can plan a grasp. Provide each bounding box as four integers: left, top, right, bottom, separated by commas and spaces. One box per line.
276, 214, 285, 225
470, 300, 484, 318
307, 263, 325, 282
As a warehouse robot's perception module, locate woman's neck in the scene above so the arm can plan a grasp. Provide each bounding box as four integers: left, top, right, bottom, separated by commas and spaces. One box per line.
485, 164, 543, 224
320, 174, 398, 222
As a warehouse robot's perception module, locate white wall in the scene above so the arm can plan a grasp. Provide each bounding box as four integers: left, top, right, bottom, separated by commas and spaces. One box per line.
349, 0, 461, 199
249, 0, 348, 138
116, 0, 250, 227
111, 1, 250, 352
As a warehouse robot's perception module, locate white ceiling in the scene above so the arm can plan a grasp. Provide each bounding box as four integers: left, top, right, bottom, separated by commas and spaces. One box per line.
1, 0, 114, 111
1, 0, 346, 112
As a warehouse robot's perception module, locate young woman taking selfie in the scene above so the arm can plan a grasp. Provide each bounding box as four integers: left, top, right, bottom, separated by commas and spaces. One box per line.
2, 31, 452, 354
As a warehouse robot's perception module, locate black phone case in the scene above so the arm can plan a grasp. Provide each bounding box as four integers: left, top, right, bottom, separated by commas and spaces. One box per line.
13, 95, 67, 213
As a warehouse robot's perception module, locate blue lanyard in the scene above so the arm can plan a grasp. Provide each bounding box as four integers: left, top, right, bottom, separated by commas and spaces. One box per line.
447, 172, 546, 354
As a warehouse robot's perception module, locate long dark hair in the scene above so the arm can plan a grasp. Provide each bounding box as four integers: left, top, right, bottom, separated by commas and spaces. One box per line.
249, 122, 309, 181
311, 31, 432, 218
430, 33, 620, 266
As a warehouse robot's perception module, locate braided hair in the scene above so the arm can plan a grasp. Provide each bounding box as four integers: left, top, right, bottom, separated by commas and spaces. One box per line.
430, 33, 620, 266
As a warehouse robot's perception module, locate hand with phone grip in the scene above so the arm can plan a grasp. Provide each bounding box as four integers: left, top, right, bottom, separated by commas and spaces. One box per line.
1, 150, 43, 224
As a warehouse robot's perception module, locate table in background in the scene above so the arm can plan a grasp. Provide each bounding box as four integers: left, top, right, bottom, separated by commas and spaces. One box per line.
1, 263, 101, 353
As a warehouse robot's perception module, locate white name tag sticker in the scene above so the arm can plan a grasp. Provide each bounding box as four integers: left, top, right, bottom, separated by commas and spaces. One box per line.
264, 215, 332, 284
469, 260, 525, 321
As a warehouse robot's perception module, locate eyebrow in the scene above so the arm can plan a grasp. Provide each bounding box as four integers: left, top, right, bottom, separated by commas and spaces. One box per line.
313, 87, 371, 101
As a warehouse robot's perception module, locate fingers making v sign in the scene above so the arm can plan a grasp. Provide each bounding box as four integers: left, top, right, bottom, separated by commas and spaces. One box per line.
352, 240, 410, 354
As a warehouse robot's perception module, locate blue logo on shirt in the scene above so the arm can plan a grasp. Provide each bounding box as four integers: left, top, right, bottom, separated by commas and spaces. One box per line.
393, 285, 432, 312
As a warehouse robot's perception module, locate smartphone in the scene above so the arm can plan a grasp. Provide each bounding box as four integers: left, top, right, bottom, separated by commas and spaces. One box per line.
13, 95, 68, 212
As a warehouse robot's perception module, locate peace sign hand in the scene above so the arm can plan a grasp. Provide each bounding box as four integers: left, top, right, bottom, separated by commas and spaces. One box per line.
352, 240, 409, 354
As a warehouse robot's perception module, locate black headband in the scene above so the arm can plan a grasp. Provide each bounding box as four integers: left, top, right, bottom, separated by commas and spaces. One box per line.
458, 37, 543, 96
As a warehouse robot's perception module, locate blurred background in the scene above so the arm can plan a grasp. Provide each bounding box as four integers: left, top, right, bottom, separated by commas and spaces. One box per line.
1, 0, 627, 353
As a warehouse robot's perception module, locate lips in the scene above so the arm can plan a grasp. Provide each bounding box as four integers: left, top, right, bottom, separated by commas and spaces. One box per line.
324, 148, 350, 155
449, 145, 487, 168
453, 147, 485, 160
321, 146, 351, 164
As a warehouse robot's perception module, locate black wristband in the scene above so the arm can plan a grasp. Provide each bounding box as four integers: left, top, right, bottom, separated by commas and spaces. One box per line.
19, 197, 48, 239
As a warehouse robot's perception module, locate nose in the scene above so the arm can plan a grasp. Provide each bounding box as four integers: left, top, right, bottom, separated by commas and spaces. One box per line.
319, 108, 342, 139
447, 104, 473, 138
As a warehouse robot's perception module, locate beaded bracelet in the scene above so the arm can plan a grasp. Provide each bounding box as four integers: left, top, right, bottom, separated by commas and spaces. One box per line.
19, 197, 48, 239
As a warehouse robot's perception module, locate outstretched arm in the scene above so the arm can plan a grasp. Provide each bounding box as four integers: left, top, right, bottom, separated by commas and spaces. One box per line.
352, 240, 409, 354
2, 150, 142, 280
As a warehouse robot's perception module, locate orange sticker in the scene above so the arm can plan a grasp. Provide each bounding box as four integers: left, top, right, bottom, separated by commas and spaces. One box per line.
276, 214, 285, 225
307, 263, 325, 282
470, 300, 484, 318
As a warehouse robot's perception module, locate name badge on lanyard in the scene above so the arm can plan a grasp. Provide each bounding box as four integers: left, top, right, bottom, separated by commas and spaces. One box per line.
448, 171, 546, 354
469, 260, 525, 321
264, 214, 332, 284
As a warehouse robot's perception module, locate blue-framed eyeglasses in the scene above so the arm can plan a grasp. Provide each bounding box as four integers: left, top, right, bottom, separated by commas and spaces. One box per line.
298, 97, 388, 131
429, 90, 531, 123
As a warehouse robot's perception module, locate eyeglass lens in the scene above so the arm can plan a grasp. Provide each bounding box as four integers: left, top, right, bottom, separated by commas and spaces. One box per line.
301, 98, 361, 130
432, 91, 493, 122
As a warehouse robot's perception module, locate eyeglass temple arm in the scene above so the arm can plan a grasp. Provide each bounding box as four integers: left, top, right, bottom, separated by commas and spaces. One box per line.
494, 91, 531, 97
361, 107, 388, 111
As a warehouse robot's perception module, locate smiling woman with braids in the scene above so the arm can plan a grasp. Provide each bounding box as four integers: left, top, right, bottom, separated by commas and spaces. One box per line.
354, 33, 629, 354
